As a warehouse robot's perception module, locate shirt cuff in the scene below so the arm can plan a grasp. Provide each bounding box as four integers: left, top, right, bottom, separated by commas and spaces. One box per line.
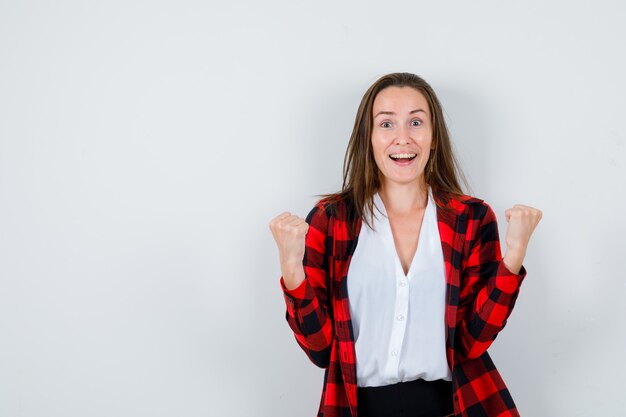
494, 262, 527, 294
280, 276, 309, 314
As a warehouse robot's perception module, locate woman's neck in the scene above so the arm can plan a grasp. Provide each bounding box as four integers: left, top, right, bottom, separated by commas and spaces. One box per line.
378, 180, 429, 215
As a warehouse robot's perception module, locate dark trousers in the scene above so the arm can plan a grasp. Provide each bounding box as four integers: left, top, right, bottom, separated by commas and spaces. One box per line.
357, 378, 455, 417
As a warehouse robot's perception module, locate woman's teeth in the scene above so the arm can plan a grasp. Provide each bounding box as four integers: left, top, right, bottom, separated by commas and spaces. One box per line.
389, 153, 417, 160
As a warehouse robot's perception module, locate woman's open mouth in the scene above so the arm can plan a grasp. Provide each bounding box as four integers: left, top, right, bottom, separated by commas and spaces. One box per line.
389, 153, 417, 166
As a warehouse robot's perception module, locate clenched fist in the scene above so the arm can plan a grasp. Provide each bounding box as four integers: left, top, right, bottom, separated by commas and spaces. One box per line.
269, 212, 309, 290
502, 204, 543, 274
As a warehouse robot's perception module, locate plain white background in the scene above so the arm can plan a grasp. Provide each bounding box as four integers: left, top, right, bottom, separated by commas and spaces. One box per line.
1, 1, 624, 416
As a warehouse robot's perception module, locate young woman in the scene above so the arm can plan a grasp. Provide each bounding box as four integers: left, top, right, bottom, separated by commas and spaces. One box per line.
269, 72, 542, 417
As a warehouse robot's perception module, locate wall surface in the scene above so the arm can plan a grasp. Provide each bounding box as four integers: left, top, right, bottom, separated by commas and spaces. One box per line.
1, 1, 624, 416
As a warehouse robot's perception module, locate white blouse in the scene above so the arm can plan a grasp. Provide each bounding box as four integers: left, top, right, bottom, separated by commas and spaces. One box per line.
347, 185, 452, 388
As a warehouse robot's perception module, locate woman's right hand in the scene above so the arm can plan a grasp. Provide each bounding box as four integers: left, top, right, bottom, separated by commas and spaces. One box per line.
269, 212, 309, 289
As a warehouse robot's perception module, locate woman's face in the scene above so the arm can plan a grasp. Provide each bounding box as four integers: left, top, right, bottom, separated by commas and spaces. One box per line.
371, 86, 434, 189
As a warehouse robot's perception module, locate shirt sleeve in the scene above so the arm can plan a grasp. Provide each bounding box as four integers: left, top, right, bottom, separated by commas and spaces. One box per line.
279, 202, 334, 368
455, 201, 527, 360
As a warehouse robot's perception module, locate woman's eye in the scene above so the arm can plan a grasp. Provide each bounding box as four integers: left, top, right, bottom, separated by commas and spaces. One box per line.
412, 120, 423, 127
381, 121, 392, 128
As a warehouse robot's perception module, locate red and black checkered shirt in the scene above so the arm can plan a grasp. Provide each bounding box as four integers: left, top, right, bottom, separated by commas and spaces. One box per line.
280, 190, 527, 417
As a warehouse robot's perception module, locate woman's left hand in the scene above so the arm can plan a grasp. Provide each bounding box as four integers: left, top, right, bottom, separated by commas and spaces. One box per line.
503, 204, 543, 256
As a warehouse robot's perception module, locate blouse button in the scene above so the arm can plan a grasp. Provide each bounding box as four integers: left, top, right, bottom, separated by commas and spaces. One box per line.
399, 281, 407, 287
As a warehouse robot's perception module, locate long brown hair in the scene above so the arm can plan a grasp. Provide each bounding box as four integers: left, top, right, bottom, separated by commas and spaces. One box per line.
319, 72, 471, 235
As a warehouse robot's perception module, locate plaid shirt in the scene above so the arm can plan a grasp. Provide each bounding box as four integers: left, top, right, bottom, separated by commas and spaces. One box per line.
280, 190, 527, 417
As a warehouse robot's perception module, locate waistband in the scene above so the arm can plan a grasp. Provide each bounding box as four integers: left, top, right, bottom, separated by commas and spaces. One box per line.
357, 378, 454, 417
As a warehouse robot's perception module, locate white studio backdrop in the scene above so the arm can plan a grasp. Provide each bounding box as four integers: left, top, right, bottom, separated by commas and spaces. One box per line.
0, 1, 624, 416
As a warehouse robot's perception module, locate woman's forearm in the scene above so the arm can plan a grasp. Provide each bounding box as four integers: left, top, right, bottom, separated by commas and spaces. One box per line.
281, 261, 306, 290
503, 249, 525, 275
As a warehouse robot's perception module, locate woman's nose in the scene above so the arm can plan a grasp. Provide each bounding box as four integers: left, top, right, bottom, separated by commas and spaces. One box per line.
395, 127, 410, 144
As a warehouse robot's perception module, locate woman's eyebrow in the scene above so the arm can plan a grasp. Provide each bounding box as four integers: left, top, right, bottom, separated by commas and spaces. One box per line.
374, 109, 427, 118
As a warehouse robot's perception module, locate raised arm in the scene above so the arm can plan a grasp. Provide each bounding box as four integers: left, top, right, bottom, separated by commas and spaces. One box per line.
455, 202, 533, 360
270, 203, 334, 368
